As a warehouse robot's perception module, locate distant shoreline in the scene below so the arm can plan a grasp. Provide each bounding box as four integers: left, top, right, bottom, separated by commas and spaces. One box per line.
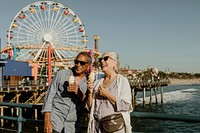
169, 78, 200, 85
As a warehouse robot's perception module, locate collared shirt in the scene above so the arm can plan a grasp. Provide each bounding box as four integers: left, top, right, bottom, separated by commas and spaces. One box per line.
41, 68, 88, 132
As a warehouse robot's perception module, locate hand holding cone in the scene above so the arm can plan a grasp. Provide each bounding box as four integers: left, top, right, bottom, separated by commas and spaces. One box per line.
68, 75, 75, 84
88, 71, 95, 82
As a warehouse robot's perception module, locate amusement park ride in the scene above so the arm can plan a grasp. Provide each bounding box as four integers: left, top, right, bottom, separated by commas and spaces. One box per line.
0, 1, 100, 82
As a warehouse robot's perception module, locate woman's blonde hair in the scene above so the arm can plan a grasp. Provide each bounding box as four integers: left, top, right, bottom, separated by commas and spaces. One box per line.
102, 51, 120, 74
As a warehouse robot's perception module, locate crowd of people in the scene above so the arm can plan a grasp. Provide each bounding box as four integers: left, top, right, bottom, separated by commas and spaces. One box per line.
42, 51, 132, 133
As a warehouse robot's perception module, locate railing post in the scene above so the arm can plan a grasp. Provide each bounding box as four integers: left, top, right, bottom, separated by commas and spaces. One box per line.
160, 87, 163, 104
131, 88, 134, 107
154, 87, 158, 105
18, 107, 22, 133
11, 107, 14, 127
149, 88, 152, 105
143, 87, 146, 107
0, 95, 4, 127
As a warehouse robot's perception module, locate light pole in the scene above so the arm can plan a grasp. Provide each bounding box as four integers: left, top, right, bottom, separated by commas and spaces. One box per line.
93, 35, 99, 52
93, 35, 100, 79
0, 38, 1, 59
48, 45, 52, 85
0, 38, 1, 88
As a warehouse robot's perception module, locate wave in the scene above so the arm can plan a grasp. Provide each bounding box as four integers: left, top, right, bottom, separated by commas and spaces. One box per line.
136, 88, 198, 104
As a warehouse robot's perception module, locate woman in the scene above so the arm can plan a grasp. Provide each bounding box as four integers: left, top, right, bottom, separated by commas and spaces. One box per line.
87, 51, 133, 133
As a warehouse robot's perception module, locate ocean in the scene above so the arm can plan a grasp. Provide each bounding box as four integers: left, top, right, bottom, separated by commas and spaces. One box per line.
132, 84, 200, 132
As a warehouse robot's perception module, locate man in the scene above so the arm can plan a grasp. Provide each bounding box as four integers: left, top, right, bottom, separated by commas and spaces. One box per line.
42, 52, 92, 133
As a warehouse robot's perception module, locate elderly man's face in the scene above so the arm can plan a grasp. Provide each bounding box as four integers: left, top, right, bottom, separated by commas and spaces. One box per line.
74, 54, 89, 74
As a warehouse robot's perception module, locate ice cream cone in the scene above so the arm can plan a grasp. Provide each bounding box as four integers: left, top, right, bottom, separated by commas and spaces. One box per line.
68, 75, 75, 84
88, 71, 95, 82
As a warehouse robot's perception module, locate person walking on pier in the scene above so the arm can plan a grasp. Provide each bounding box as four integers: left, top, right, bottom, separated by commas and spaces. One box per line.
87, 51, 133, 133
42, 52, 92, 133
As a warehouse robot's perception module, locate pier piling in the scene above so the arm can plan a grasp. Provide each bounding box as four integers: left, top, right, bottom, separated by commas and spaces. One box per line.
130, 80, 169, 106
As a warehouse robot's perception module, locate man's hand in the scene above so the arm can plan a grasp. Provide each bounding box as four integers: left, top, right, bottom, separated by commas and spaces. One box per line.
68, 83, 79, 94
44, 112, 53, 133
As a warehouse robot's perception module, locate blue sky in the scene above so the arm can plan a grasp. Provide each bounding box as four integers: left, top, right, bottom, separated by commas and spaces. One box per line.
0, 0, 200, 73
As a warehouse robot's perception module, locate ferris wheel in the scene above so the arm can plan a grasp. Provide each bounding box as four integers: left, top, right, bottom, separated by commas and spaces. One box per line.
3, 1, 89, 77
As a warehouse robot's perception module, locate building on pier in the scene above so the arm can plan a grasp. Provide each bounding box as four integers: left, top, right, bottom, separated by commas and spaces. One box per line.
0, 59, 7, 88
1, 59, 34, 88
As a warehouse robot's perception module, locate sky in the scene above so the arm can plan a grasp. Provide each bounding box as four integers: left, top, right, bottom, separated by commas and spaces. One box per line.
0, 0, 200, 73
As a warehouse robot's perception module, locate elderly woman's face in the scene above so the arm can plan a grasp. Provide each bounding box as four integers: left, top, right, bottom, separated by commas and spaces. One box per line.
99, 53, 116, 73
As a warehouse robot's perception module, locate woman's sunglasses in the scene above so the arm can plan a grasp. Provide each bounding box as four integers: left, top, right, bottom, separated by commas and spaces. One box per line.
99, 56, 110, 62
74, 60, 88, 66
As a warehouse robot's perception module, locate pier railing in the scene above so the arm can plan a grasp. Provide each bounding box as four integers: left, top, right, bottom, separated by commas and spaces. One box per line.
0, 102, 199, 133
1, 80, 48, 92
0, 102, 43, 133
131, 112, 200, 122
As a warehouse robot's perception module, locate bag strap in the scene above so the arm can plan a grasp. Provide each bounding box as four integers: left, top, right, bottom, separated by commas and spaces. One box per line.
91, 78, 103, 108
87, 78, 104, 133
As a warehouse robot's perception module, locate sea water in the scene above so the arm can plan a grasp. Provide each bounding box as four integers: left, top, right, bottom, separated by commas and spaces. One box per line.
132, 84, 200, 132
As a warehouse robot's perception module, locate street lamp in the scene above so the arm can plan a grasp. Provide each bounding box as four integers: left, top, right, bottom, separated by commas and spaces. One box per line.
0, 38, 1, 59
93, 35, 100, 79
93, 35, 99, 52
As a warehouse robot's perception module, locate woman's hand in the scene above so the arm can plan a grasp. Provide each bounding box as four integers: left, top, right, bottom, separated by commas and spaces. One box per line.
98, 85, 110, 97
98, 85, 116, 105
86, 80, 94, 110
87, 80, 94, 94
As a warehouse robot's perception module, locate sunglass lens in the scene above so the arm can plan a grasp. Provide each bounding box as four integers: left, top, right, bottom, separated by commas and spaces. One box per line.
74, 60, 87, 66
80, 61, 86, 65
104, 56, 109, 61
99, 58, 102, 62
74, 60, 78, 64
99, 56, 109, 62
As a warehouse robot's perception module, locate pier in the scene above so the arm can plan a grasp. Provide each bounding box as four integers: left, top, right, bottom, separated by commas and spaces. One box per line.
0, 78, 170, 105
0, 81, 47, 132
129, 79, 170, 107
0, 77, 170, 132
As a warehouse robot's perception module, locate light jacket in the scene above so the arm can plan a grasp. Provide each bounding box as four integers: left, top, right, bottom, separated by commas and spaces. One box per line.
87, 74, 133, 133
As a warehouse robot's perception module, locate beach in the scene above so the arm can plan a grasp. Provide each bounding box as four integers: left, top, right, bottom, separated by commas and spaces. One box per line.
169, 78, 200, 85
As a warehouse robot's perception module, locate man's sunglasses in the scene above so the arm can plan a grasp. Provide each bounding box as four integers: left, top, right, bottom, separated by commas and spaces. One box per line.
74, 60, 88, 66
99, 56, 110, 62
